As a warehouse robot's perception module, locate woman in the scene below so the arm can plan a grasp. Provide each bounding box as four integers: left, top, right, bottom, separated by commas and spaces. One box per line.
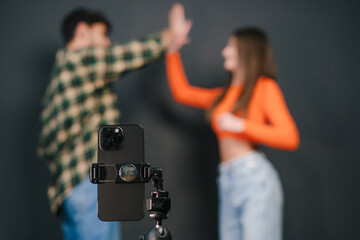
166, 12, 299, 240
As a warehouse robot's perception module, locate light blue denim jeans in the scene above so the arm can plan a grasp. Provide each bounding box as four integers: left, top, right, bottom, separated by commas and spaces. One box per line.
61, 176, 121, 240
217, 151, 283, 240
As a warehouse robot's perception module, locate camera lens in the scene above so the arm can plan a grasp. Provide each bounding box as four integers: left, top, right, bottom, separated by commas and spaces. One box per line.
101, 139, 112, 150
101, 128, 112, 138
113, 132, 123, 143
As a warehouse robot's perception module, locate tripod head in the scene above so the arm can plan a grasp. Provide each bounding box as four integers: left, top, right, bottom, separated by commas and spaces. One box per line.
139, 168, 172, 240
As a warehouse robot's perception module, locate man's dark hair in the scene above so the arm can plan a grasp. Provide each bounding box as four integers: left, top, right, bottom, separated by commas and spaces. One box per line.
61, 8, 112, 43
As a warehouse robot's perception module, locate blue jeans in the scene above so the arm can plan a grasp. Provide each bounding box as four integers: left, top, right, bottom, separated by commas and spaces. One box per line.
61, 176, 121, 240
217, 151, 283, 240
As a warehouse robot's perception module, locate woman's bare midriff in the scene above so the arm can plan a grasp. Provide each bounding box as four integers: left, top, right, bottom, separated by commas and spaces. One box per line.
219, 137, 254, 162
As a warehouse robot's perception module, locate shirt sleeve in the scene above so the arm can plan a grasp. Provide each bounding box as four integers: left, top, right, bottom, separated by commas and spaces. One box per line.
166, 51, 222, 109
242, 79, 300, 150
83, 33, 166, 83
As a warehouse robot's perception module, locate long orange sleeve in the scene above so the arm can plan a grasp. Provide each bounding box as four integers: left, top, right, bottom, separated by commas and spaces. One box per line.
242, 79, 300, 150
166, 52, 222, 109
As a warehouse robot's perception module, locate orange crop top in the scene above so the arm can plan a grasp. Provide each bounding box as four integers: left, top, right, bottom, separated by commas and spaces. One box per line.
166, 52, 299, 151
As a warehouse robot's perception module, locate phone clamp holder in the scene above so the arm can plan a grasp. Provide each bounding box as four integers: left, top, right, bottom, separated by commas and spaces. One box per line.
90, 163, 172, 240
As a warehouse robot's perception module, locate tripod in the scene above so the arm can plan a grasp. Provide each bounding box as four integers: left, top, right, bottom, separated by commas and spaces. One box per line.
138, 168, 172, 240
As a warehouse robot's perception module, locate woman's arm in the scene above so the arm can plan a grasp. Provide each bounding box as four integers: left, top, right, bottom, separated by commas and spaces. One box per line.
165, 4, 222, 108
166, 52, 222, 109
242, 79, 300, 150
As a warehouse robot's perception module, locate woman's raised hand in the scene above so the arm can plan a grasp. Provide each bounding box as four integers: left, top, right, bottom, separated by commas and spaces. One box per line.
168, 3, 192, 53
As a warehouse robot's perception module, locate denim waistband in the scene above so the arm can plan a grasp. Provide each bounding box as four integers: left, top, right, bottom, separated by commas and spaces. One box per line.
218, 150, 268, 174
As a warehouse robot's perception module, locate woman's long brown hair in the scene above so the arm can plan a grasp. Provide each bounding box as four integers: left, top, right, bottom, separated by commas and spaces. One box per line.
207, 27, 278, 119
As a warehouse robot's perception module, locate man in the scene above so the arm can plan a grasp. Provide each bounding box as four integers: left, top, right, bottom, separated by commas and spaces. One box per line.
37, 5, 190, 240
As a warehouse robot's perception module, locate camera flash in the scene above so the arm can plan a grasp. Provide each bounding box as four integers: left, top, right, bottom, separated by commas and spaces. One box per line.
115, 128, 120, 133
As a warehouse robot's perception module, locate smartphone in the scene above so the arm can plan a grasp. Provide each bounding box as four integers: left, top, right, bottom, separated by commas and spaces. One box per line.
97, 124, 145, 221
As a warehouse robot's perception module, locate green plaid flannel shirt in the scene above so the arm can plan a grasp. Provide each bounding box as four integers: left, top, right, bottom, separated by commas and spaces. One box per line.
38, 33, 165, 214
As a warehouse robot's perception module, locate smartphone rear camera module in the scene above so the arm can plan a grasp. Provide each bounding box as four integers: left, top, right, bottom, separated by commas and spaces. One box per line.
100, 127, 124, 151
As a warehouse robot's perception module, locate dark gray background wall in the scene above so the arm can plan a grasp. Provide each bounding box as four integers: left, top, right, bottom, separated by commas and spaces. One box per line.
0, 0, 359, 239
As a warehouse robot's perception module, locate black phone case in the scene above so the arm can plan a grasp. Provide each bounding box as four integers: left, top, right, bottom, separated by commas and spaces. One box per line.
97, 124, 145, 221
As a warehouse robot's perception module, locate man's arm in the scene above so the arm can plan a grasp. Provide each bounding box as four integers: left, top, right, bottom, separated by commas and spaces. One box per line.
80, 3, 190, 84
81, 32, 166, 84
